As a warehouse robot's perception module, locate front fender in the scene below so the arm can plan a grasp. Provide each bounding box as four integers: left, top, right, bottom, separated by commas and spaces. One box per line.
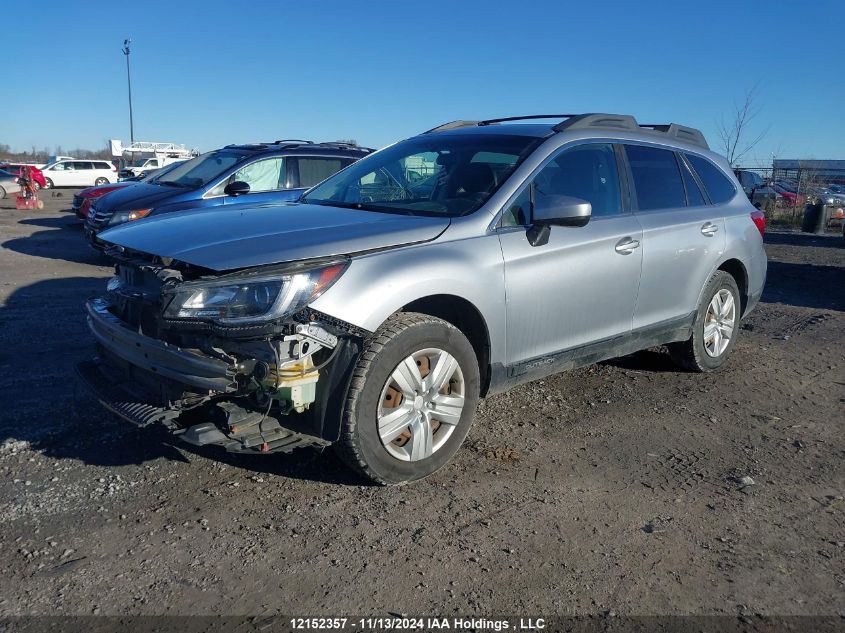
310, 234, 507, 365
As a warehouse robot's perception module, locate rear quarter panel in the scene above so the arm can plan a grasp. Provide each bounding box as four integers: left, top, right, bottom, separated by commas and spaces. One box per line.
721, 210, 767, 313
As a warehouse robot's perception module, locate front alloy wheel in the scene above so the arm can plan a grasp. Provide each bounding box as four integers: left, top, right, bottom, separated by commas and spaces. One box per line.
337, 312, 479, 485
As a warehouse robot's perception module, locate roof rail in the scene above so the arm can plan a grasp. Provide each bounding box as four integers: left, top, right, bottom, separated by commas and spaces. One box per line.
424, 113, 709, 149
479, 114, 578, 126
556, 113, 709, 149
425, 115, 576, 134
638, 123, 709, 149
553, 113, 639, 133
309, 141, 375, 153
273, 139, 313, 145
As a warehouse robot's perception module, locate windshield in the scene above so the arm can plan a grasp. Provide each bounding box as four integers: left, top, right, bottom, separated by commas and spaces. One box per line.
141, 160, 184, 182
156, 150, 246, 188
302, 134, 542, 216
130, 158, 150, 167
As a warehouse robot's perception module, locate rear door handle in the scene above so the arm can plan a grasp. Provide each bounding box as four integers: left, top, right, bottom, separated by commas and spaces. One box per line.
701, 222, 719, 237
615, 237, 640, 254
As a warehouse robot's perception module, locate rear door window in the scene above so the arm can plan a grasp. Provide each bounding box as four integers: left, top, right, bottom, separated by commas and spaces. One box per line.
625, 145, 686, 211
296, 158, 345, 188
74, 161, 94, 170
685, 154, 737, 204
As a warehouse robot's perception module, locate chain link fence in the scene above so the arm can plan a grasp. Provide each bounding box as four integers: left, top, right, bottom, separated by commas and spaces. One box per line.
734, 160, 845, 228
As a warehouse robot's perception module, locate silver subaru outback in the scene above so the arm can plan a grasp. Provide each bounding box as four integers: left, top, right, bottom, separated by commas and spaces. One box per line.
78, 113, 767, 485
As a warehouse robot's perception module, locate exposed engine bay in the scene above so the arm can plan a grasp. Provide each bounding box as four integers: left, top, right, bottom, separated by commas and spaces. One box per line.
78, 247, 366, 454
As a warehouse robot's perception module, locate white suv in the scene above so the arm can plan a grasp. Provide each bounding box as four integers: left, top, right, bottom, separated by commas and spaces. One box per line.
41, 160, 117, 188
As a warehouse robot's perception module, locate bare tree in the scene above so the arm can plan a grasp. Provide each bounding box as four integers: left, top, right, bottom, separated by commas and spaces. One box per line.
717, 85, 770, 166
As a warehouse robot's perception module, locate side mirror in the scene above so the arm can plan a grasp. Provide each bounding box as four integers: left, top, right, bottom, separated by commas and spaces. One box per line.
224, 180, 251, 197
527, 194, 592, 247
533, 194, 592, 227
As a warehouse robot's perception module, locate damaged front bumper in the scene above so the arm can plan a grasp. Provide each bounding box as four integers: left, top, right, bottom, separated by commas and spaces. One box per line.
77, 359, 329, 453
78, 296, 361, 454
85, 298, 238, 393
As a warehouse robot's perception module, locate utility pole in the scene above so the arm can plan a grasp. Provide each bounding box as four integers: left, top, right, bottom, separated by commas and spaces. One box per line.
123, 38, 134, 144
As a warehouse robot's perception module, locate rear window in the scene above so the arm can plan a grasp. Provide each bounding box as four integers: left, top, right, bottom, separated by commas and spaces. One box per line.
686, 154, 736, 204
625, 145, 686, 211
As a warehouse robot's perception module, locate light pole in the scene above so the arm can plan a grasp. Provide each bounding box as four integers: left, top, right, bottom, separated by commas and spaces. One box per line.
123, 38, 134, 145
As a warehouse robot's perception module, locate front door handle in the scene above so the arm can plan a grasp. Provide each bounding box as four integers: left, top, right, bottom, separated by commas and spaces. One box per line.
615, 237, 640, 254
701, 222, 719, 237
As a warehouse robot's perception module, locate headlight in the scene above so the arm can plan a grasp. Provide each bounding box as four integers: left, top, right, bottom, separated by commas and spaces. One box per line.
163, 262, 347, 324
109, 208, 152, 225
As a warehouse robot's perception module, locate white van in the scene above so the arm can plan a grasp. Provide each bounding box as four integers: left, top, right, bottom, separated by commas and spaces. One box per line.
41, 160, 117, 188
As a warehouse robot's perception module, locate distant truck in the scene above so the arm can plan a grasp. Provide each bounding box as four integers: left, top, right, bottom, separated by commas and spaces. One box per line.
110, 140, 198, 179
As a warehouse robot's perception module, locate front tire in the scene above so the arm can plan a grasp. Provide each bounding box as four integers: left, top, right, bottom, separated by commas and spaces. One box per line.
0, 186, 5, 199
669, 271, 741, 372
336, 312, 480, 485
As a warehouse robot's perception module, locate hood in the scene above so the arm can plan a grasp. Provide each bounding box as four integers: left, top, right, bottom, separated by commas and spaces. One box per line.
80, 182, 133, 198
92, 182, 187, 211
99, 202, 450, 271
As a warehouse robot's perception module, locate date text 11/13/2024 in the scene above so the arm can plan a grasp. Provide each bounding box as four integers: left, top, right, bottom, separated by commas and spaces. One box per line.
289, 617, 547, 630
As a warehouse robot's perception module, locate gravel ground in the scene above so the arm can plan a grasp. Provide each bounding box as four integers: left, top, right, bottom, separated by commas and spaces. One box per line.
0, 190, 843, 618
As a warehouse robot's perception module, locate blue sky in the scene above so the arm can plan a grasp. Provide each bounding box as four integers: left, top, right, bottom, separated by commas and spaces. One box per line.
3, 0, 843, 164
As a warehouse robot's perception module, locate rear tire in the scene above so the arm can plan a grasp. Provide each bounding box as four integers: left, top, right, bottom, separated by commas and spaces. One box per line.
94, 177, 108, 186
336, 312, 480, 485
669, 271, 741, 372
44, 178, 53, 189
0, 186, 5, 199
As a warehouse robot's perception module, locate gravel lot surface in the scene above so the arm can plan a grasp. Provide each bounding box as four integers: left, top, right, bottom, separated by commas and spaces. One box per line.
0, 190, 843, 618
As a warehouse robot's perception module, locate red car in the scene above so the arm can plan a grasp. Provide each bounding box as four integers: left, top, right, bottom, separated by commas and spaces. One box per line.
72, 182, 134, 220
770, 183, 801, 206
0, 164, 47, 189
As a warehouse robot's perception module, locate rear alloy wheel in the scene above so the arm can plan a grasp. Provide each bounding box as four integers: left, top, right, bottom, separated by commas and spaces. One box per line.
702, 289, 736, 358
94, 177, 108, 186
336, 312, 480, 485
669, 271, 741, 372
44, 178, 53, 189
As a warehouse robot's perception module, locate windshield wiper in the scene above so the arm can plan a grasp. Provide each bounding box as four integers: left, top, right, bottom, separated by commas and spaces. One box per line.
305, 199, 434, 216
305, 200, 372, 210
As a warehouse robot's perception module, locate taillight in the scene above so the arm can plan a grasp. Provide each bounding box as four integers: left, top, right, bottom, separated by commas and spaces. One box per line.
750, 209, 765, 237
